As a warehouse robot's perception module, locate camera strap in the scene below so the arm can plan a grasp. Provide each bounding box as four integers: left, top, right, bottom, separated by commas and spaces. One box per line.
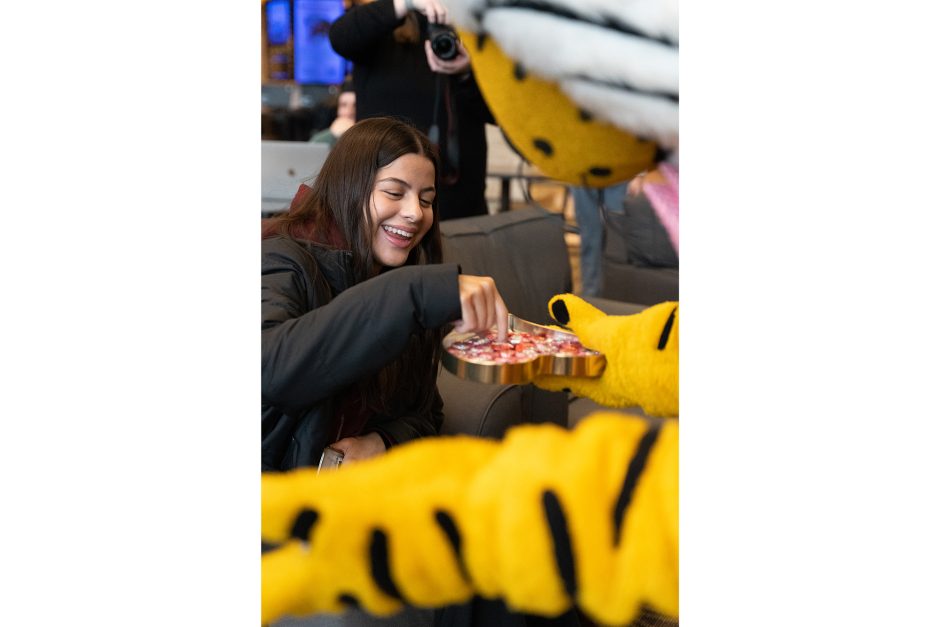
428, 73, 460, 185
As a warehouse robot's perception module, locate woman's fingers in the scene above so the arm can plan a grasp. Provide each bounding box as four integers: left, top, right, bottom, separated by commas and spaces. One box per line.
407, 0, 448, 23
429, 0, 447, 23
416, 0, 445, 23
494, 292, 509, 342
456, 275, 509, 340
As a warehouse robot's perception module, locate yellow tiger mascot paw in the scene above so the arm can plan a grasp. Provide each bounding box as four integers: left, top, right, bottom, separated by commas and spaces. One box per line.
262, 414, 677, 626
262, 437, 497, 623
534, 296, 679, 418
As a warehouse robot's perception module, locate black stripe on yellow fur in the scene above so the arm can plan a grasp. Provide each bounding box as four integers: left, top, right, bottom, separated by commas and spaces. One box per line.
369, 529, 405, 602
338, 593, 361, 610
435, 509, 471, 582
614, 422, 662, 546
543, 489, 577, 600
656, 307, 677, 351
289, 508, 319, 542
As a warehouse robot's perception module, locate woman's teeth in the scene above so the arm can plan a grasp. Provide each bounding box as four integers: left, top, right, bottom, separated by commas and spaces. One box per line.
383, 225, 413, 238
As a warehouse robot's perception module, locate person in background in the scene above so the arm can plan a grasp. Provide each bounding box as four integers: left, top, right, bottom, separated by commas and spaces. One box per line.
330, 0, 494, 220
571, 182, 629, 297
630, 163, 679, 255
309, 81, 357, 148
571, 162, 678, 298
262, 117, 508, 473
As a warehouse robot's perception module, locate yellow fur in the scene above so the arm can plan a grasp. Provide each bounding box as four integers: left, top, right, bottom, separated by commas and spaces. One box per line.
459, 29, 658, 187
261, 437, 498, 623
262, 414, 678, 625
534, 296, 679, 417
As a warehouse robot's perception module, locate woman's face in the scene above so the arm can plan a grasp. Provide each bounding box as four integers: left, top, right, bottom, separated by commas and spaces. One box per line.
368, 153, 436, 269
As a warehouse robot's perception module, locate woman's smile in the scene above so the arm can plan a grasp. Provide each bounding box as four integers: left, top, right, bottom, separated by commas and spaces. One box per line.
369, 153, 435, 268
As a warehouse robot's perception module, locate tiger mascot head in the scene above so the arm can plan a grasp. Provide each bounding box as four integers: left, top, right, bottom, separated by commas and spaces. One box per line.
446, 0, 678, 187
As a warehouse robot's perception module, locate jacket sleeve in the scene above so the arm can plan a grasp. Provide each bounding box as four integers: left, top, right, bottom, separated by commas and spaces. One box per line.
329, 0, 402, 62
262, 240, 461, 412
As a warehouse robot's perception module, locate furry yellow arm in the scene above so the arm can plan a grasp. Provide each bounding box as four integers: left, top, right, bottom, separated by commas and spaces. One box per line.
262, 437, 498, 622
261, 414, 678, 626
533, 296, 679, 418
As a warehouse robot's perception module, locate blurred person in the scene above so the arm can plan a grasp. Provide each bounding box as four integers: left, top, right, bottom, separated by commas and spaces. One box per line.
571, 162, 678, 298
309, 81, 357, 148
629, 162, 678, 254
330, 0, 494, 220
571, 182, 629, 298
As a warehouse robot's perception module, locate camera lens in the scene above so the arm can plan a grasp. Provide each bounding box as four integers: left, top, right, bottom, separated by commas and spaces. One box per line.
428, 25, 459, 61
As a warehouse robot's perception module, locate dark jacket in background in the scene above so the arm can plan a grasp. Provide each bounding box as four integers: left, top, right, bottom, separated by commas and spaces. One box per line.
261, 235, 461, 471
329, 0, 494, 220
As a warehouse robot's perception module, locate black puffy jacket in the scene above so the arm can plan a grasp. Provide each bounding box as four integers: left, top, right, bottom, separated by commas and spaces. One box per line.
261, 236, 462, 471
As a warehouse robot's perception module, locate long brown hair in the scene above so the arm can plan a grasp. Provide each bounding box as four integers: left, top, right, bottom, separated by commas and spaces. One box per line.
263, 116, 445, 417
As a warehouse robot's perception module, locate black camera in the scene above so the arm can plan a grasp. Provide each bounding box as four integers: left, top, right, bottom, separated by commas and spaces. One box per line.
427, 23, 460, 61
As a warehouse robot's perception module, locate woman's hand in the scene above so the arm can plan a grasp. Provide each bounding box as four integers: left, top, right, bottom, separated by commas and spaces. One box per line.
454, 275, 509, 341
330, 432, 387, 465
394, 0, 447, 23
424, 39, 471, 75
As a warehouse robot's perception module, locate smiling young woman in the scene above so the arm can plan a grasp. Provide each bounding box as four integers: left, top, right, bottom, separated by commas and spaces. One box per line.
261, 117, 508, 472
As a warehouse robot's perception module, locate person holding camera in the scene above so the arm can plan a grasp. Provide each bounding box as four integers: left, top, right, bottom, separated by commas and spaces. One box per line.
330, 0, 494, 220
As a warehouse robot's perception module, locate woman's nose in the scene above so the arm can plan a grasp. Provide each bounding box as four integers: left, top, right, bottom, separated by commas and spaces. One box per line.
400, 195, 422, 221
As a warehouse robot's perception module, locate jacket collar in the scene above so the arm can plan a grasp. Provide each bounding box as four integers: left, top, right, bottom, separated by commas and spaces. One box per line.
298, 241, 355, 292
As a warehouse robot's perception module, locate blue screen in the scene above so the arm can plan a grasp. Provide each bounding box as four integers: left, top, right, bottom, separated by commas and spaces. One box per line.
294, 0, 347, 85
265, 0, 292, 47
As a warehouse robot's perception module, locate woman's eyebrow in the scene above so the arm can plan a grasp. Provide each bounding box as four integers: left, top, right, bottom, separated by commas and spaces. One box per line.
377, 178, 435, 194
377, 177, 410, 187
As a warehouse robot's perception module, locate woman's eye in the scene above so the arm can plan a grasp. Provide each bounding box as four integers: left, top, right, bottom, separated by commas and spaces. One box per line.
383, 191, 403, 199
419, 198, 433, 208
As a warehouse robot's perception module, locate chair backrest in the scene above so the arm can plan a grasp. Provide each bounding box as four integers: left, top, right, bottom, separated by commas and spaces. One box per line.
604, 192, 679, 269
601, 193, 680, 305
261, 141, 331, 213
440, 207, 572, 325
